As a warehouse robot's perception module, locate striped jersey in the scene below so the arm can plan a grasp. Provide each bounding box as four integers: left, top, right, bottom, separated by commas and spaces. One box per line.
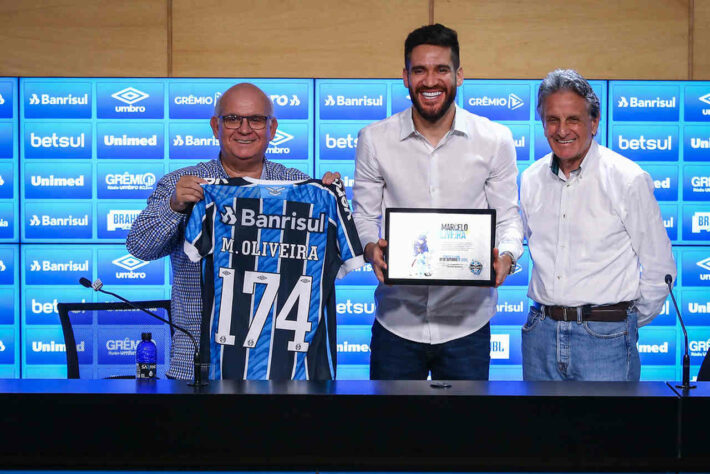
184, 177, 364, 380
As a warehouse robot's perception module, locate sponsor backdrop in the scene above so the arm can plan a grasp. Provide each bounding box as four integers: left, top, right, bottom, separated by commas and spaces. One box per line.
1, 77, 708, 380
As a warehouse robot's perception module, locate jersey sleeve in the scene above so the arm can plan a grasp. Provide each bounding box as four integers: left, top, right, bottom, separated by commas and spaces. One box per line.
331, 179, 365, 279
183, 189, 217, 263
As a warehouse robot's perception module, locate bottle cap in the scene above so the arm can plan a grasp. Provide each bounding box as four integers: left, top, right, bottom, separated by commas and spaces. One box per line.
141, 332, 152, 341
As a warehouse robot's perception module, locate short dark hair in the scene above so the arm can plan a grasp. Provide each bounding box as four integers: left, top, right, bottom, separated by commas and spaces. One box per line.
537, 69, 600, 121
404, 23, 460, 70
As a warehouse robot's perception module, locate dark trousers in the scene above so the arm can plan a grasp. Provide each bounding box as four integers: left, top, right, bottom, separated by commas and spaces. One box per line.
369, 319, 490, 380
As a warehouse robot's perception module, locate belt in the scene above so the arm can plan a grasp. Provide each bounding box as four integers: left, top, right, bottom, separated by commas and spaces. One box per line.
533, 302, 631, 322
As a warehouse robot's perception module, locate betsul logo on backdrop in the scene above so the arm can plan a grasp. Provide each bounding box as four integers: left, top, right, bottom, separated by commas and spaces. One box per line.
24, 162, 92, 199
319, 82, 387, 120
97, 82, 164, 119
97, 122, 164, 159
318, 122, 366, 161
23, 122, 92, 159
462, 83, 530, 121
610, 125, 678, 161
611, 84, 679, 121
23, 81, 92, 119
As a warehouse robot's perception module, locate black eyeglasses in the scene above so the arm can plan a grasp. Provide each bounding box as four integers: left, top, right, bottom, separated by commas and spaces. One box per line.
219, 114, 271, 130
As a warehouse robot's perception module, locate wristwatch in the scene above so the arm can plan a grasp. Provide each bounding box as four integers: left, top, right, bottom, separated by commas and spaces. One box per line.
499, 251, 517, 274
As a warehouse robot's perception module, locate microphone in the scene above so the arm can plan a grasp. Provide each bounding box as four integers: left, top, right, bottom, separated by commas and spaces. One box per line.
79, 277, 207, 387
665, 274, 695, 392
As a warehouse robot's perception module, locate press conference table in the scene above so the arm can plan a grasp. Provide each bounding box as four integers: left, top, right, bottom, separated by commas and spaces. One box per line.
0, 379, 708, 471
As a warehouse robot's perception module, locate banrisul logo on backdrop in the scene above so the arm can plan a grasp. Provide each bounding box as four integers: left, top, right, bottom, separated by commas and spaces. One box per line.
493, 288, 528, 325
505, 124, 530, 161
24, 161, 92, 199
169, 122, 219, 159
659, 204, 678, 241
636, 328, 676, 365
318, 122, 367, 160
644, 164, 678, 201
337, 326, 371, 365
680, 248, 710, 286
682, 165, 710, 201
0, 122, 13, 159
266, 123, 308, 160
0, 203, 13, 239
24, 122, 92, 159
462, 83, 530, 121
683, 205, 710, 241
335, 288, 375, 326
0, 162, 12, 199
98, 162, 162, 199
0, 80, 13, 118
319, 82, 387, 120
97, 202, 143, 239
24, 201, 91, 239
25, 246, 91, 285
611, 84, 679, 121
23, 81, 92, 119
610, 125, 678, 161
25, 327, 93, 365
97, 248, 164, 285
97, 122, 164, 159
97, 82, 164, 119
683, 125, 710, 161
169, 81, 230, 119
259, 82, 310, 120
0, 246, 14, 285
684, 84, 710, 121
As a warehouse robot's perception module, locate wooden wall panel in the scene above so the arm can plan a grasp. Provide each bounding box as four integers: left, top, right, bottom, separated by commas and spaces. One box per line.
0, 0, 167, 77
434, 0, 689, 80
693, 0, 710, 79
172, 0, 429, 78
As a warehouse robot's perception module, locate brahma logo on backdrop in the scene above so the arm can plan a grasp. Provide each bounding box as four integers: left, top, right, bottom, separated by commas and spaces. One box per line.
23, 122, 92, 159
636, 328, 676, 365
24, 162, 92, 199
318, 122, 367, 161
0, 122, 12, 159
96, 248, 164, 285
610, 125, 679, 161
318, 82, 387, 120
681, 249, 710, 285
659, 204, 678, 241
337, 326, 371, 365
687, 328, 710, 364
683, 125, 710, 161
98, 328, 165, 364
96, 122, 164, 159
97, 162, 161, 199
462, 83, 530, 121
97, 203, 143, 239
644, 164, 678, 202
682, 165, 710, 201
335, 288, 376, 326
611, 84, 679, 121
24, 327, 92, 365
0, 80, 14, 118
0, 162, 13, 199
23, 81, 92, 119
683, 206, 710, 241
96, 82, 164, 119
24, 202, 92, 239
684, 85, 710, 121
681, 289, 710, 325
266, 123, 308, 160
24, 246, 91, 285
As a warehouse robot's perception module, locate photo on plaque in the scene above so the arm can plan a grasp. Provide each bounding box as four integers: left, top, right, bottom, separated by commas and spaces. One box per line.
384, 208, 496, 286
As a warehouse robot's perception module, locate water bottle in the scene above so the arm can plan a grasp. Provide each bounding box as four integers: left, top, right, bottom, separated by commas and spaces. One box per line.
136, 332, 157, 379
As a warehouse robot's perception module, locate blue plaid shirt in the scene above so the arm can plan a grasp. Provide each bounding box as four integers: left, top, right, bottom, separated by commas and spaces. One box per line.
126, 158, 309, 380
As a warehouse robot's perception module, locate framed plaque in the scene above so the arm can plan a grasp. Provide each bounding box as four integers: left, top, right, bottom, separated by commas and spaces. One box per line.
384, 208, 496, 286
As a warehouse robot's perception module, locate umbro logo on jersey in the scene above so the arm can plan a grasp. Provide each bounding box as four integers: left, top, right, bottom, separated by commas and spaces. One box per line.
265, 186, 285, 196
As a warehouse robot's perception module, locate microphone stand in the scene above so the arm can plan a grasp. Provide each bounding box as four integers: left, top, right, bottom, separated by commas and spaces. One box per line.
80, 278, 207, 387
665, 275, 696, 392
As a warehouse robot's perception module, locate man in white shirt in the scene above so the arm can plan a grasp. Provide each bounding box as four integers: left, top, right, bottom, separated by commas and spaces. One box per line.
352, 24, 524, 380
520, 69, 676, 381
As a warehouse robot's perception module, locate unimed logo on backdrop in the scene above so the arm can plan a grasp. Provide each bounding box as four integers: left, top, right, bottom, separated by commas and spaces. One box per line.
611, 84, 679, 122
96, 82, 164, 119
25, 327, 92, 365
96, 122, 164, 159
637, 328, 676, 365
24, 246, 92, 285
23, 122, 92, 159
24, 201, 92, 239
681, 289, 710, 325
683, 125, 710, 161
462, 83, 530, 121
337, 326, 371, 365
610, 125, 678, 162
319, 82, 387, 120
24, 161, 92, 199
23, 81, 92, 119
644, 164, 679, 202
684, 84, 710, 121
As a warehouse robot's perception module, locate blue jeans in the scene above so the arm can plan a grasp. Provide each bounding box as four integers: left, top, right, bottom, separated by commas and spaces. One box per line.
521, 305, 640, 381
369, 319, 490, 380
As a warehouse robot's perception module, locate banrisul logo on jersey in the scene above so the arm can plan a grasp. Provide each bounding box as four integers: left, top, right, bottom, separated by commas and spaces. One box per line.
644, 164, 679, 201
319, 82, 387, 120
24, 201, 91, 239
505, 123, 530, 161
611, 84, 679, 122
683, 205, 710, 241
683, 125, 710, 161
683, 165, 710, 201
0, 123, 12, 159
97, 248, 164, 285
266, 123, 308, 160
681, 248, 710, 285
659, 204, 678, 241
169, 122, 219, 159
97, 122, 164, 159
24, 161, 92, 199
335, 288, 375, 325
337, 326, 371, 365
684, 84, 710, 121
24, 246, 91, 285
260, 82, 310, 120
97, 162, 161, 199
98, 328, 165, 364
96, 82, 164, 119
462, 83, 530, 121
637, 328, 676, 365
493, 288, 529, 325
0, 80, 14, 118
169, 81, 230, 119
610, 124, 678, 162
23, 122, 92, 159
97, 202, 143, 240
23, 81, 92, 119
318, 122, 367, 161
25, 327, 92, 365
